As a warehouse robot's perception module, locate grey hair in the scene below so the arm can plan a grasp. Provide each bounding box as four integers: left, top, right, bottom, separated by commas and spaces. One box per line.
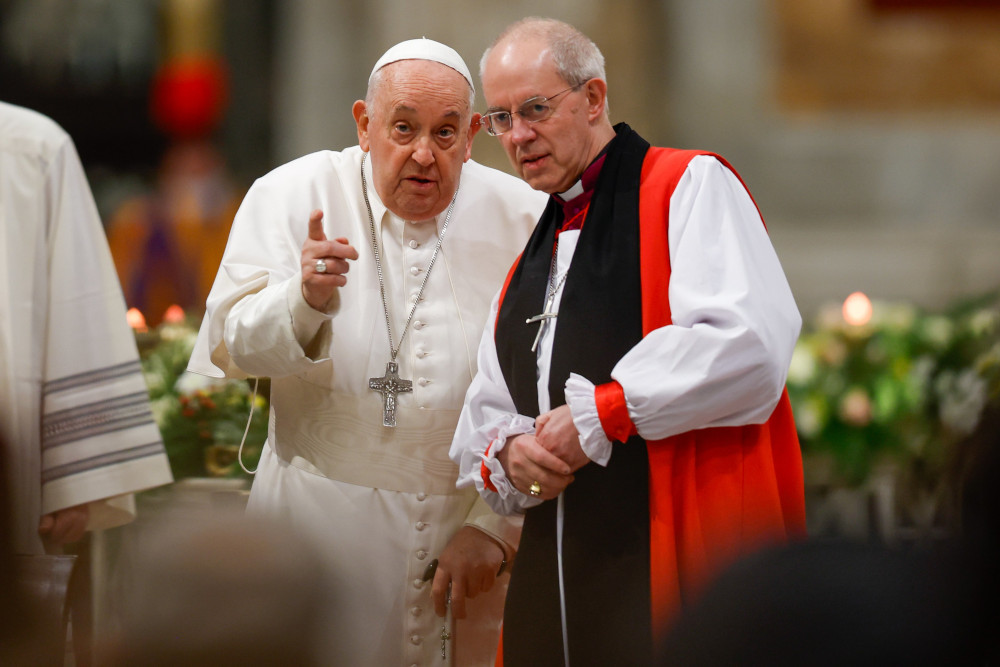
366, 63, 476, 115
480, 17, 607, 89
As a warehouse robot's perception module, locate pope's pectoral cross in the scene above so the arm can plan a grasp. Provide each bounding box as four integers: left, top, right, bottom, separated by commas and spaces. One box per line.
369, 361, 412, 428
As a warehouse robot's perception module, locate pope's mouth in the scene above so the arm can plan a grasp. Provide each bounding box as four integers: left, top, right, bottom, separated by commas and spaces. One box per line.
404, 176, 435, 187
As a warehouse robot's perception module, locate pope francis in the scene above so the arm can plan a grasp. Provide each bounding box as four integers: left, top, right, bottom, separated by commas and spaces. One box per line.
188, 39, 546, 665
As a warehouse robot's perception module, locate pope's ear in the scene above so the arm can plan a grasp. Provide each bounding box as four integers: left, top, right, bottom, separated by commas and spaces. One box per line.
464, 113, 482, 161
353, 100, 370, 151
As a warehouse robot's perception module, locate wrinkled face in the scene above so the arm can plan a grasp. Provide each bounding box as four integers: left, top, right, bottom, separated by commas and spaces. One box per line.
482, 38, 599, 195
354, 60, 480, 221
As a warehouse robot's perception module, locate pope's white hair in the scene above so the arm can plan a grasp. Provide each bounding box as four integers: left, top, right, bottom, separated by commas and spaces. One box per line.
365, 63, 476, 118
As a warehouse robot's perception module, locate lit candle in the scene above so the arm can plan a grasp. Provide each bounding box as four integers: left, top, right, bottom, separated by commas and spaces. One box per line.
163, 304, 186, 324
842, 292, 872, 327
126, 307, 148, 333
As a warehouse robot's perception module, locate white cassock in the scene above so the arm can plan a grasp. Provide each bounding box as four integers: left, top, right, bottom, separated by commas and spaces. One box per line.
451, 155, 802, 515
188, 146, 547, 666
0, 102, 174, 555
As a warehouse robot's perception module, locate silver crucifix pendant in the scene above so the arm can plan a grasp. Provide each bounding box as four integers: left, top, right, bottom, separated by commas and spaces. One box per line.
369, 361, 412, 427
526, 311, 558, 352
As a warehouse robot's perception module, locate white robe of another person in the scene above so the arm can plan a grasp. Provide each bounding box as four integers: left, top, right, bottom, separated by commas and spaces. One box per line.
0, 101, 174, 555
188, 146, 546, 666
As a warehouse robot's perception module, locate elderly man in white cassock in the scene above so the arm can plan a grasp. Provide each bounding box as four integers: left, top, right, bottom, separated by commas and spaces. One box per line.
188, 39, 546, 665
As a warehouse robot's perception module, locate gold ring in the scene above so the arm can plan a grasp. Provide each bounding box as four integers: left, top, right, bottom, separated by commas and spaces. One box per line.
529, 481, 542, 497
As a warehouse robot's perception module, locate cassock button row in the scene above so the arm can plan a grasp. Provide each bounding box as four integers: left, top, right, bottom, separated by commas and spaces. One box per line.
408, 239, 419, 249
410, 634, 422, 646
409, 266, 420, 276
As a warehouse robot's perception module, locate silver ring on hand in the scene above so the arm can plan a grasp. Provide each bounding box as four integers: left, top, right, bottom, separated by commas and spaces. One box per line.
315, 258, 328, 274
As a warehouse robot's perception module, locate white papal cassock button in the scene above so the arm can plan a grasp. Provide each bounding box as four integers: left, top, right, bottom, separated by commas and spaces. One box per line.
415, 521, 426, 531
416, 348, 427, 358
413, 320, 424, 329
410, 634, 422, 645
410, 606, 422, 617
417, 492, 427, 501
408, 239, 419, 249
417, 377, 429, 386
416, 550, 428, 560
413, 579, 424, 588
410, 266, 420, 275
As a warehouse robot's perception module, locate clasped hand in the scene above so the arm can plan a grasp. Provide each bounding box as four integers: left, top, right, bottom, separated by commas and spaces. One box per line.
301, 209, 359, 311
499, 404, 589, 500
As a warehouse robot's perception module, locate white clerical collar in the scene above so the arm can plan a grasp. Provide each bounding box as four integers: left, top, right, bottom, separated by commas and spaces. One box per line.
555, 178, 585, 203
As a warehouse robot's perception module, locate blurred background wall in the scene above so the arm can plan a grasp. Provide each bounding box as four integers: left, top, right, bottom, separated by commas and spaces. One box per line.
2, 0, 999, 319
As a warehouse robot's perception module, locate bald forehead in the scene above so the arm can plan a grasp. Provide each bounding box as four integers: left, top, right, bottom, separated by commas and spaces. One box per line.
483, 38, 560, 88
369, 59, 474, 114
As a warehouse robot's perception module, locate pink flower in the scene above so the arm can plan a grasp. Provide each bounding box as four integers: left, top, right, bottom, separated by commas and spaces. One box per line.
839, 387, 872, 427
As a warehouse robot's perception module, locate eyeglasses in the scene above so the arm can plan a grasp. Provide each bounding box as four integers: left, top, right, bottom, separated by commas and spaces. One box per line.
480, 83, 585, 137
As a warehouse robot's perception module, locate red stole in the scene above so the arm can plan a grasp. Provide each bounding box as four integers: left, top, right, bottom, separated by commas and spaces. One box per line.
637, 147, 807, 639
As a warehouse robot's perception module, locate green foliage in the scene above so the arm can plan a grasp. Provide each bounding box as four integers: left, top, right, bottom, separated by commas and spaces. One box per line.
788, 292, 1000, 488
137, 316, 269, 480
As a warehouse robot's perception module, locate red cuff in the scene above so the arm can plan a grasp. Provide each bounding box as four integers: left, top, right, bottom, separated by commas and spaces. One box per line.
481, 441, 498, 493
595, 381, 637, 443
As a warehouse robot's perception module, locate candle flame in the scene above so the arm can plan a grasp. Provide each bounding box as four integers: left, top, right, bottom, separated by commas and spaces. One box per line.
842, 292, 872, 326
126, 307, 148, 332
163, 304, 185, 324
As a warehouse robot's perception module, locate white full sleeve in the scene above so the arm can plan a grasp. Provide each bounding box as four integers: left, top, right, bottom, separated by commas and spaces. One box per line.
608, 155, 801, 440
188, 171, 339, 380
450, 291, 543, 516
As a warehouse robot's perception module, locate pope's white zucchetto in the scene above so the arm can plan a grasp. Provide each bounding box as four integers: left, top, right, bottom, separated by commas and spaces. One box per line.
369, 38, 474, 93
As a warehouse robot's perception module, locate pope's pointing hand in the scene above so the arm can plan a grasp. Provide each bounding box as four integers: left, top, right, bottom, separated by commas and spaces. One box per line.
301, 209, 359, 311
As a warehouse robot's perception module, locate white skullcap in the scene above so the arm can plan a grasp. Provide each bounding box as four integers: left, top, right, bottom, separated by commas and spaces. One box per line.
369, 37, 474, 93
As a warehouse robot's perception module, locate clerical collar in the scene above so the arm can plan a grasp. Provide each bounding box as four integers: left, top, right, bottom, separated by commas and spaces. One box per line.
552, 148, 609, 230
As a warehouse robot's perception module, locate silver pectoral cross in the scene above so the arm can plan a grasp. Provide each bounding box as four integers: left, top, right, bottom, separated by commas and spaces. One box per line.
526, 267, 568, 353
526, 279, 565, 353
369, 361, 412, 427
526, 309, 559, 353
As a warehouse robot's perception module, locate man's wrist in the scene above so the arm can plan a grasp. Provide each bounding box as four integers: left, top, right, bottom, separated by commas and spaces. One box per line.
464, 524, 514, 574
495, 438, 511, 476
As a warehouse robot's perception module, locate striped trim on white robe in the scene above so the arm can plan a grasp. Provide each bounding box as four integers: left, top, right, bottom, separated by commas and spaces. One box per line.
0, 102, 173, 555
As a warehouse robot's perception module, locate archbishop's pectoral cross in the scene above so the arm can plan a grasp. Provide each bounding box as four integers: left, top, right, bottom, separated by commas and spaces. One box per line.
526, 288, 562, 353
369, 361, 412, 428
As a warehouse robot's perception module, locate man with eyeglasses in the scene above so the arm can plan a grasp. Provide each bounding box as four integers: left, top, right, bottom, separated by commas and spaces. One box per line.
449, 18, 806, 665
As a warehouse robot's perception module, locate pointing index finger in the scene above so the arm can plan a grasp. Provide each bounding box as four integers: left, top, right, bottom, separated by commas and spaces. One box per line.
307, 209, 327, 241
